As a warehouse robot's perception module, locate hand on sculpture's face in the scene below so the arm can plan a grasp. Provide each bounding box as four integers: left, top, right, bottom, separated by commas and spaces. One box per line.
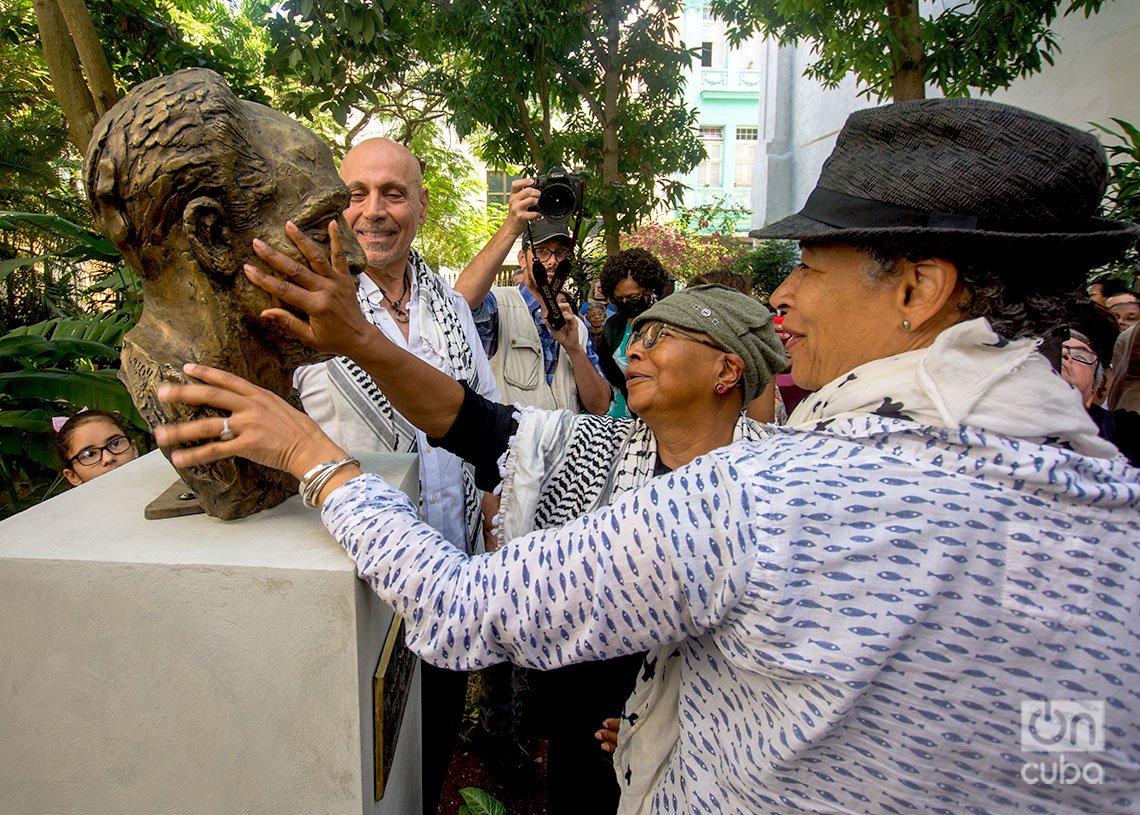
220, 104, 366, 365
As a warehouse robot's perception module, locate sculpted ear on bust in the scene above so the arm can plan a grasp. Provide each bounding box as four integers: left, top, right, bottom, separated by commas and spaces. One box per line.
184, 196, 241, 278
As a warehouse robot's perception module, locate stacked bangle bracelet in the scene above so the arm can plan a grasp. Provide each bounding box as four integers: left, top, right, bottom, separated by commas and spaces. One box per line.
299, 457, 360, 508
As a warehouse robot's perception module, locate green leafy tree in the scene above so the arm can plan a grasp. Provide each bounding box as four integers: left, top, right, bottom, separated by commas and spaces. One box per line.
727, 239, 799, 300
433, 0, 704, 254
709, 0, 1108, 101
1092, 117, 1140, 274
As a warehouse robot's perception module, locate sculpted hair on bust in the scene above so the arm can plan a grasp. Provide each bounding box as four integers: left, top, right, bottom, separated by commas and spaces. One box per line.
84, 69, 274, 279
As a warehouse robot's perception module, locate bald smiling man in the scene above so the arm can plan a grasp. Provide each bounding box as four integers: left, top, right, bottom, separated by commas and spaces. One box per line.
291, 138, 500, 813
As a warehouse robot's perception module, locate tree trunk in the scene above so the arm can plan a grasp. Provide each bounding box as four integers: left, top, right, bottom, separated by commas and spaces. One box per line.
601, 1, 622, 256
886, 0, 925, 101
56, 0, 118, 117
33, 0, 99, 152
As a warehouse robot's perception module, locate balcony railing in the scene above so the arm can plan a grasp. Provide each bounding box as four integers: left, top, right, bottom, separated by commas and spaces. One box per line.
700, 68, 762, 91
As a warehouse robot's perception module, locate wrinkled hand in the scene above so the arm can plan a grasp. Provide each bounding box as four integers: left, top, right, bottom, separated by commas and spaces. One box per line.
154, 363, 348, 480
504, 178, 542, 236
245, 220, 377, 360
595, 717, 621, 754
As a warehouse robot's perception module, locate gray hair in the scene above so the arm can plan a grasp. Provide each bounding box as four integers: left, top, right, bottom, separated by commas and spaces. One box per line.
838, 238, 1080, 342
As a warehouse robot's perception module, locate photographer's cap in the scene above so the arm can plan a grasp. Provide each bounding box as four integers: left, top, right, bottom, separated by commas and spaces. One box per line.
522, 218, 572, 247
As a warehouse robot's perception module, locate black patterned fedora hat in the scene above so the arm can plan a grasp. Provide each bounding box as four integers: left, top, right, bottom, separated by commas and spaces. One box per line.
751, 98, 1140, 266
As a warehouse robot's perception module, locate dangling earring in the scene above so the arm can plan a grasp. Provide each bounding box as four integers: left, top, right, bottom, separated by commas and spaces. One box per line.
715, 383, 727, 394
901, 319, 912, 331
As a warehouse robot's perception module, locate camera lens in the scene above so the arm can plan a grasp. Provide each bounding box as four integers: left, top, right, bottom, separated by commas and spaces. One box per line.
539, 183, 577, 220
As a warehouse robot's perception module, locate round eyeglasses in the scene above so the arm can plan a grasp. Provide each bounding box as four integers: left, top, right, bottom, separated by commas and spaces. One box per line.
531, 246, 572, 264
69, 434, 131, 467
628, 320, 723, 352
1061, 344, 1098, 367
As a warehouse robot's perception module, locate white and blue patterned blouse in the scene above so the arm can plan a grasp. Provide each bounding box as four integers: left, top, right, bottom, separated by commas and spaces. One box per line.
325, 415, 1140, 813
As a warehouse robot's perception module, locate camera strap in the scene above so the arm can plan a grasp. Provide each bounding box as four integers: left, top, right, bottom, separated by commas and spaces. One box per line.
523, 175, 585, 332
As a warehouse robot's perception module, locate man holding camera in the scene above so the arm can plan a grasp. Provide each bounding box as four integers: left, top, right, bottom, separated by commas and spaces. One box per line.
453, 177, 612, 794
455, 178, 612, 416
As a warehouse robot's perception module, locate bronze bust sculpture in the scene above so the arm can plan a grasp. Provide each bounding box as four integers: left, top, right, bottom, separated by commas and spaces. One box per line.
84, 68, 364, 519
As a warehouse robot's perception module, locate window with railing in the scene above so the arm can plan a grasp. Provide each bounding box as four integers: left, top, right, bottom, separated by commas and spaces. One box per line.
697, 126, 724, 188
734, 126, 758, 188
700, 40, 726, 69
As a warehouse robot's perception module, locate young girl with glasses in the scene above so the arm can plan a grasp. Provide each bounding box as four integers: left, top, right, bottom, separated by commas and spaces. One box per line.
53, 410, 139, 486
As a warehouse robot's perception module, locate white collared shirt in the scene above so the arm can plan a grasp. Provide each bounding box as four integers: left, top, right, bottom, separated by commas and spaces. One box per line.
294, 263, 499, 549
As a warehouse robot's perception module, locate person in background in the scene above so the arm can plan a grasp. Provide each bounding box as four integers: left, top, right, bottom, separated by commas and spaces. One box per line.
1062, 302, 1119, 411
54, 410, 138, 486
688, 268, 786, 423
580, 279, 615, 321
1060, 302, 1139, 465
583, 301, 609, 349
595, 248, 669, 419
1087, 272, 1130, 305
455, 180, 611, 416
1106, 290, 1140, 330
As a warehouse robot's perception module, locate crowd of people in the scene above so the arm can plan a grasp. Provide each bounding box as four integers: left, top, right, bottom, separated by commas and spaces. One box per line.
61, 94, 1140, 814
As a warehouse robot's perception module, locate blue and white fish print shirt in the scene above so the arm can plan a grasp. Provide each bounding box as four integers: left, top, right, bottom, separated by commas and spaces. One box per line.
325, 415, 1140, 814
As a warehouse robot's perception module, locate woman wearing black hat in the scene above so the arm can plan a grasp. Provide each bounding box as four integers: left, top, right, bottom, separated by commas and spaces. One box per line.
156, 98, 1139, 815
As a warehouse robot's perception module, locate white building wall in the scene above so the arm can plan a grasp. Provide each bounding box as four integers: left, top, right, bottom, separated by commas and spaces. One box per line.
753, 0, 1140, 229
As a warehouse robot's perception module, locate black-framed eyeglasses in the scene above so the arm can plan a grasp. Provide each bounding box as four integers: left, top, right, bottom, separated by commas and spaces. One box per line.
531, 246, 572, 263
629, 320, 723, 352
69, 435, 131, 467
1061, 343, 1098, 367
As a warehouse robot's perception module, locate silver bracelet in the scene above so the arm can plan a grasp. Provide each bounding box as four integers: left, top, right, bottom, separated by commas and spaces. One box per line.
299, 457, 360, 508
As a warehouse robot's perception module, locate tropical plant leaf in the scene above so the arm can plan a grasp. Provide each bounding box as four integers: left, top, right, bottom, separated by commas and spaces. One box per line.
6, 313, 133, 346
0, 407, 51, 433
0, 369, 133, 414
457, 787, 507, 815
0, 211, 121, 263
0, 335, 120, 369
0, 254, 46, 280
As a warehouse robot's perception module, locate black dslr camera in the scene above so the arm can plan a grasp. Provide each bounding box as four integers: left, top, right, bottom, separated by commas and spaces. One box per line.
534, 165, 583, 221
525, 166, 585, 331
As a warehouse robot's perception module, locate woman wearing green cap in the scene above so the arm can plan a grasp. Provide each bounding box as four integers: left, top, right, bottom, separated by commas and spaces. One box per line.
154, 220, 785, 815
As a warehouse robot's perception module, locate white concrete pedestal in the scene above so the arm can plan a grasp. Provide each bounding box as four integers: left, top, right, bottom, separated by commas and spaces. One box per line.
0, 450, 421, 815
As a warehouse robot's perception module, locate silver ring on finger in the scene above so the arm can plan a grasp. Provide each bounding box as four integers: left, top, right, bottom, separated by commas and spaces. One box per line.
218, 416, 235, 442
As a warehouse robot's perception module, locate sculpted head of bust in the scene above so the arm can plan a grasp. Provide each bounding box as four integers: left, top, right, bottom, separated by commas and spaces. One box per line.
85, 68, 365, 519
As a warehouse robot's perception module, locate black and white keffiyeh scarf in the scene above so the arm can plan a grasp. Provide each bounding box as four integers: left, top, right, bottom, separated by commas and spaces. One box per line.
496, 408, 768, 545
329, 249, 484, 551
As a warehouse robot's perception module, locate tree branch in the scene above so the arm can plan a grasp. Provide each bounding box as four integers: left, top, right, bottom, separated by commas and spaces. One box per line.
32, 0, 97, 152
508, 86, 543, 166
56, 0, 118, 117
549, 58, 604, 123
